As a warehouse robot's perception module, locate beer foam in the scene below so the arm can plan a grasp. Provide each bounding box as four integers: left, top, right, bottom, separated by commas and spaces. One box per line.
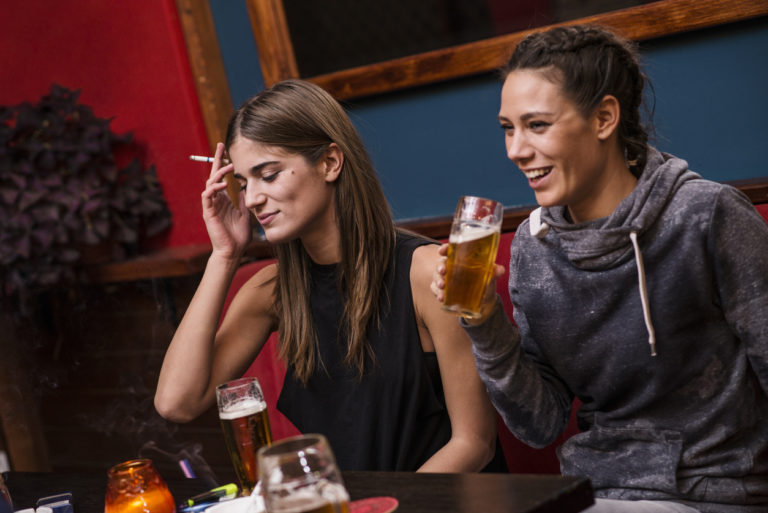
219, 398, 267, 420
449, 224, 495, 244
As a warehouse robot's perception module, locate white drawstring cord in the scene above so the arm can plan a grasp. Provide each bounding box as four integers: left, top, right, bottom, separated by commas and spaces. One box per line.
529, 207, 550, 238
629, 231, 657, 356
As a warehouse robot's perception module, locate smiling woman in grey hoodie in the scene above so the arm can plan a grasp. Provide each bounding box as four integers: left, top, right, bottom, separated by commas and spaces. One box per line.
433, 25, 768, 513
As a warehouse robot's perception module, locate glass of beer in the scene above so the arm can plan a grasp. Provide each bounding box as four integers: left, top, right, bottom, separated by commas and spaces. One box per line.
442, 195, 503, 319
104, 459, 176, 513
257, 434, 350, 513
216, 377, 273, 495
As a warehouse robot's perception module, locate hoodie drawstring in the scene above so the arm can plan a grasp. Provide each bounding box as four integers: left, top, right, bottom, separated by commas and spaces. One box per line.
629, 231, 657, 356
529, 207, 550, 238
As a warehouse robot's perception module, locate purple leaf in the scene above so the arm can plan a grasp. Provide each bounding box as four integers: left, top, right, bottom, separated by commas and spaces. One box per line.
0, 187, 19, 205
18, 189, 47, 211
30, 228, 54, 249
16, 234, 31, 258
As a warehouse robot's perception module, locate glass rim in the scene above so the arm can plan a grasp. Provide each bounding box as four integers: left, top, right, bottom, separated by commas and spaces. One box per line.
458, 194, 501, 205
455, 195, 503, 215
257, 433, 327, 459
215, 376, 262, 392
107, 458, 153, 475
452, 196, 503, 227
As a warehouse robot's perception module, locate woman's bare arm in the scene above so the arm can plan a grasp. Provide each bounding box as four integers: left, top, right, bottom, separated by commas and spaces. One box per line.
410, 244, 498, 472
154, 260, 278, 422
154, 143, 278, 422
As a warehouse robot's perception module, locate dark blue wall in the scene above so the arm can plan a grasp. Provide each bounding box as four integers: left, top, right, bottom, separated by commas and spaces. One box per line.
209, 2, 768, 221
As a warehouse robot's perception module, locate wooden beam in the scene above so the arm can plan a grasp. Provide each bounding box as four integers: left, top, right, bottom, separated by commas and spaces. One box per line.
245, 0, 299, 87
309, 0, 768, 100
175, 0, 234, 153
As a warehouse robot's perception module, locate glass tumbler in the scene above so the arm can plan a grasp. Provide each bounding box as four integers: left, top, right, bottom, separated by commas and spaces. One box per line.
257, 434, 349, 513
104, 459, 176, 513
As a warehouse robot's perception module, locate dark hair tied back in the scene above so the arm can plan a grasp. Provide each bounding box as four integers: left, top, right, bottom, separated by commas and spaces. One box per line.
504, 25, 651, 175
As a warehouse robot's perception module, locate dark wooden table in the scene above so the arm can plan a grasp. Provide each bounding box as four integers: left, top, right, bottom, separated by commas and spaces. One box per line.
3, 470, 593, 513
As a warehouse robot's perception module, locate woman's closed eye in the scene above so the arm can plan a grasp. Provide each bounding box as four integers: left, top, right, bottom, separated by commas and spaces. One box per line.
260, 170, 280, 183
528, 120, 550, 131
235, 169, 280, 190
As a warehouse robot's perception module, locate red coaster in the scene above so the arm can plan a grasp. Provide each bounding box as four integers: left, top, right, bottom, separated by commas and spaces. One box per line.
349, 496, 398, 513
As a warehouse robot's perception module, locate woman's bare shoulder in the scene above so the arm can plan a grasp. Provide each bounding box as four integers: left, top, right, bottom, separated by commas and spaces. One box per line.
229, 261, 279, 318
411, 243, 441, 285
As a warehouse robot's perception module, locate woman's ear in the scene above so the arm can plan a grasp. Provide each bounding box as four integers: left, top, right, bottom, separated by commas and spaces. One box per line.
594, 94, 621, 141
322, 143, 344, 183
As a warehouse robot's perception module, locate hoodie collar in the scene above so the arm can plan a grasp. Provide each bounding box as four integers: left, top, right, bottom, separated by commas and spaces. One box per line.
537, 147, 701, 270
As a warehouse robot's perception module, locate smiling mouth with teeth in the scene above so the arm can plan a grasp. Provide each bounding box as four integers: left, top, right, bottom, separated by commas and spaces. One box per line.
524, 168, 552, 180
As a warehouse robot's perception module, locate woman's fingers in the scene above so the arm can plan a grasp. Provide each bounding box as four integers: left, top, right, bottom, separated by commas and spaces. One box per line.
207, 162, 235, 185
430, 247, 448, 301
201, 181, 230, 211
211, 142, 226, 174
204, 154, 236, 209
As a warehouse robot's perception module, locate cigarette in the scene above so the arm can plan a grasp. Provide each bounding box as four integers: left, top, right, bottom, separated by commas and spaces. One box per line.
189, 155, 230, 164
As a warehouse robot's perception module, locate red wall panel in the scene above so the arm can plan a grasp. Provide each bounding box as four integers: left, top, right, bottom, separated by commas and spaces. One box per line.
1, 0, 212, 247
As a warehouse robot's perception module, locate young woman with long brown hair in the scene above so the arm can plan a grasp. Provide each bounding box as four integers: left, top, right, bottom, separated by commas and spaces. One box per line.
155, 79, 503, 472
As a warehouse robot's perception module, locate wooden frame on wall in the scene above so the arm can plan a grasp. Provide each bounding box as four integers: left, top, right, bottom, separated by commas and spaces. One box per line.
176, 0, 768, 238
244, 0, 768, 99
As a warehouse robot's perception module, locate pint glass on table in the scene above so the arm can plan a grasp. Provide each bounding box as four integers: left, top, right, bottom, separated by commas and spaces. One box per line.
216, 377, 273, 495
442, 196, 503, 319
257, 434, 350, 513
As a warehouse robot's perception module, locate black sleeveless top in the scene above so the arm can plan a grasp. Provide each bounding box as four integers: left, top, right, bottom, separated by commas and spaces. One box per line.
277, 232, 452, 470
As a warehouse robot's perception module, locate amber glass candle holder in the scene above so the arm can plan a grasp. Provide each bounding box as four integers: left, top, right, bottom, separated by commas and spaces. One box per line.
105, 459, 176, 513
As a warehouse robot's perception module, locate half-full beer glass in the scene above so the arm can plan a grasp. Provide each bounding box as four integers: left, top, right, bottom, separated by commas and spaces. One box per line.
216, 377, 273, 495
257, 434, 350, 513
442, 195, 503, 319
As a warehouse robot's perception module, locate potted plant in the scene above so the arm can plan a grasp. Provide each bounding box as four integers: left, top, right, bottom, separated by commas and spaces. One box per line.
0, 84, 172, 309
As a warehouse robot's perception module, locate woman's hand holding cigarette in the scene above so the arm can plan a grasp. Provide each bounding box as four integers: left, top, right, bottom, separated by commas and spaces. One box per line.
200, 142, 251, 261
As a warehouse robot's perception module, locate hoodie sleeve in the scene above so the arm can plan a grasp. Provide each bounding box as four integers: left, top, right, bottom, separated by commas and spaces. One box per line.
463, 298, 574, 448
709, 186, 768, 396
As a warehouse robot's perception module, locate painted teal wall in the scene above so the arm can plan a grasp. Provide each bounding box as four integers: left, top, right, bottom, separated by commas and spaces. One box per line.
209, 2, 768, 221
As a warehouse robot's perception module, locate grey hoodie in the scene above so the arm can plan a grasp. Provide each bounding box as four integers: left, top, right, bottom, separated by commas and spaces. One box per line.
465, 148, 768, 512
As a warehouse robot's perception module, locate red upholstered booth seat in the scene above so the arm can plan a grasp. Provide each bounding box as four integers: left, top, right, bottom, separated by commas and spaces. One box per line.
757, 202, 768, 223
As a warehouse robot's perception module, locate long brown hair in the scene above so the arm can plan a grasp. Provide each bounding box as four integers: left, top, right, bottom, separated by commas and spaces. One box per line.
503, 25, 652, 176
225, 80, 396, 383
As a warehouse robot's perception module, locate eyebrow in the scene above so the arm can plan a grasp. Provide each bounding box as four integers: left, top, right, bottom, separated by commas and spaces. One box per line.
498, 111, 554, 123
233, 160, 279, 180
522, 111, 553, 120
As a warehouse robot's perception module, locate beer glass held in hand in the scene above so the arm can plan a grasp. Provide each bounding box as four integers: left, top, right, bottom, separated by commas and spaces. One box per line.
442, 196, 503, 320
257, 434, 350, 513
216, 377, 273, 495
